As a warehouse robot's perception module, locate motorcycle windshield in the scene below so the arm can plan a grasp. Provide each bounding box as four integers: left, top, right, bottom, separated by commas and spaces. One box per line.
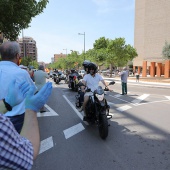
94, 86, 104, 95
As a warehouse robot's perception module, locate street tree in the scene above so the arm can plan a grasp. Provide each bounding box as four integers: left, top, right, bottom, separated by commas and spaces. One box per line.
88, 37, 109, 69
19, 56, 38, 69
20, 56, 32, 66
107, 37, 137, 74
0, 0, 49, 40
162, 41, 170, 59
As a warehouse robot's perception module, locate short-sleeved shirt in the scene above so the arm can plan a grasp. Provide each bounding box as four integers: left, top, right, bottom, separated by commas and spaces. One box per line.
34, 70, 49, 91
0, 113, 33, 170
120, 70, 128, 83
0, 61, 36, 117
83, 73, 103, 92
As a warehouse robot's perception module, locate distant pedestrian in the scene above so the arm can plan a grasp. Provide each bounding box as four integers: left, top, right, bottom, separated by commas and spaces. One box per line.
119, 67, 128, 95
33, 65, 49, 112
135, 72, 140, 82
29, 68, 34, 81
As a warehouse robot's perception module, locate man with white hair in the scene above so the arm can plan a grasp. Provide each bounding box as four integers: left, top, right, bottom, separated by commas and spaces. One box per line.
0, 41, 36, 133
119, 67, 128, 95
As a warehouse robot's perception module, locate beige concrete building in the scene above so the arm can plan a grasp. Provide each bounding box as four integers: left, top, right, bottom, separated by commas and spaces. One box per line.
54, 53, 66, 62
133, 0, 170, 77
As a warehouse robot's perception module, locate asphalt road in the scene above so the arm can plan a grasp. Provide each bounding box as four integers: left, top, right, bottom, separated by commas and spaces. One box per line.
32, 79, 170, 170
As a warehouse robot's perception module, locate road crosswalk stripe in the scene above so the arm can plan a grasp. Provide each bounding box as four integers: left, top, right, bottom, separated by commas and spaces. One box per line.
37, 104, 58, 117
131, 94, 150, 104
39, 136, 54, 154
165, 96, 170, 100
63, 123, 85, 139
117, 105, 132, 112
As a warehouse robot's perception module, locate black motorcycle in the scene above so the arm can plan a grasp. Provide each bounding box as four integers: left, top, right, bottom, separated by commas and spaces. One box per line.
75, 81, 115, 139
53, 72, 61, 84
68, 72, 83, 91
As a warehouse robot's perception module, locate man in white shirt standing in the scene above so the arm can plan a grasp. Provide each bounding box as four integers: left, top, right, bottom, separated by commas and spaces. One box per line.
0, 41, 36, 133
33, 65, 49, 112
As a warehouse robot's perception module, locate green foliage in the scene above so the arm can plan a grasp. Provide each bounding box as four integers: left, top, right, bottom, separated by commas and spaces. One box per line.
20, 56, 38, 69
0, 0, 49, 40
49, 51, 84, 70
162, 41, 170, 59
88, 37, 137, 68
107, 38, 137, 67
93, 37, 109, 49
49, 37, 137, 71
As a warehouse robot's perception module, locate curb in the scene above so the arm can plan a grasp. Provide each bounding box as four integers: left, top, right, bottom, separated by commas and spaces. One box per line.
103, 77, 170, 89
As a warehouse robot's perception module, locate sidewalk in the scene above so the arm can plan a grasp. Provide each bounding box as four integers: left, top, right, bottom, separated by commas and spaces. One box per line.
103, 75, 170, 89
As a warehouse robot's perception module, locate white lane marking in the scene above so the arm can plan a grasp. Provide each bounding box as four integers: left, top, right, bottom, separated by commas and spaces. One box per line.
39, 136, 54, 154
107, 101, 115, 105
131, 94, 150, 105
63, 95, 89, 125
117, 105, 132, 112
63, 123, 85, 139
165, 96, 170, 100
114, 94, 121, 97
109, 94, 132, 105
63, 95, 83, 120
136, 99, 170, 106
37, 104, 58, 117
109, 113, 115, 117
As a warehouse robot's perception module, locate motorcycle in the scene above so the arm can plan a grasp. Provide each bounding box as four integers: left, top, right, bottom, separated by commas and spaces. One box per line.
68, 72, 83, 91
75, 81, 115, 139
53, 73, 61, 84
65, 75, 69, 84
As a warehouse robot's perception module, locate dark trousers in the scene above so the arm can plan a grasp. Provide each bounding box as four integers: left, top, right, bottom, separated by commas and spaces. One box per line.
79, 91, 84, 106
122, 82, 127, 94
7, 113, 25, 134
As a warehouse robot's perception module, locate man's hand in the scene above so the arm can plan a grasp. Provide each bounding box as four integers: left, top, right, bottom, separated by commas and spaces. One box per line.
5, 80, 31, 107
25, 82, 52, 112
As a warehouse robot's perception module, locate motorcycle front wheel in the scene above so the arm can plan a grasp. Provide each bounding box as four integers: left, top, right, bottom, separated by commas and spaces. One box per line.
98, 112, 108, 140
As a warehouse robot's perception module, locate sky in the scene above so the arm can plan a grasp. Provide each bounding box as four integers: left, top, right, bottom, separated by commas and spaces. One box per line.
19, 0, 135, 63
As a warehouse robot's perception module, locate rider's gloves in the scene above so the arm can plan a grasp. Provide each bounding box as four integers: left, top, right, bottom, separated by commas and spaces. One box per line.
25, 82, 52, 112
5, 80, 30, 107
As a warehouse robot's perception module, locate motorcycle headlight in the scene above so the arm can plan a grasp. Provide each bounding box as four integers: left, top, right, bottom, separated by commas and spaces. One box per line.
95, 93, 104, 101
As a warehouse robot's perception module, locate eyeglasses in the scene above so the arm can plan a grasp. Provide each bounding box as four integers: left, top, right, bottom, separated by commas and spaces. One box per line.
89, 68, 94, 70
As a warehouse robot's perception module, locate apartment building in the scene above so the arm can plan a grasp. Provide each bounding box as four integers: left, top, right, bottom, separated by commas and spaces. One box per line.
133, 0, 170, 77
18, 37, 37, 61
54, 53, 66, 62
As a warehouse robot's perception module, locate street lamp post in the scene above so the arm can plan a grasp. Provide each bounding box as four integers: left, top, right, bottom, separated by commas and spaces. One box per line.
63, 48, 67, 56
78, 32, 85, 60
22, 29, 25, 58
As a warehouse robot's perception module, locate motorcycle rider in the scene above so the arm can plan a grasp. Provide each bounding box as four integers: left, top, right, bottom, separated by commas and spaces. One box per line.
82, 60, 91, 77
81, 62, 109, 121
78, 60, 91, 111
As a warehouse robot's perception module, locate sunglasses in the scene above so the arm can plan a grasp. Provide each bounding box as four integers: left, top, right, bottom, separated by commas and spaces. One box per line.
89, 68, 94, 70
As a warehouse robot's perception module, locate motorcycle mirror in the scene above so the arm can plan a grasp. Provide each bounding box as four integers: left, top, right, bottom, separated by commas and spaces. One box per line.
86, 88, 91, 92
109, 81, 115, 85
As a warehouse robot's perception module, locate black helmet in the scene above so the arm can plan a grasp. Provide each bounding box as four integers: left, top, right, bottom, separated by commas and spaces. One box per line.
88, 62, 97, 73
71, 69, 75, 73
82, 60, 91, 70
